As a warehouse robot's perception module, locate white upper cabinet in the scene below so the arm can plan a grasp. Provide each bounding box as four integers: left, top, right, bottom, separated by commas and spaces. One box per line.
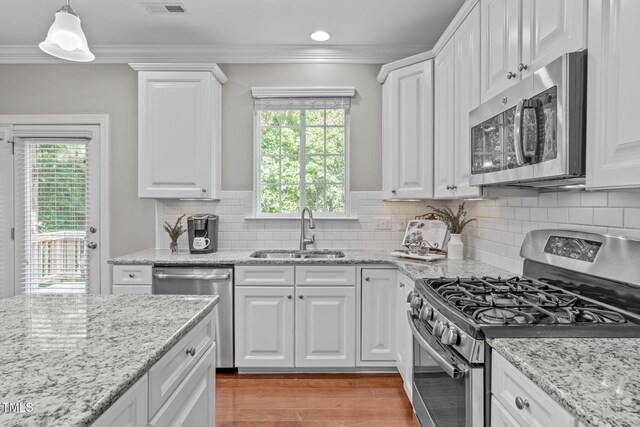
131, 64, 227, 199
434, 38, 456, 199
382, 60, 434, 199
480, 0, 586, 102
434, 3, 482, 199
586, 0, 640, 189
480, 0, 521, 101
453, 4, 482, 198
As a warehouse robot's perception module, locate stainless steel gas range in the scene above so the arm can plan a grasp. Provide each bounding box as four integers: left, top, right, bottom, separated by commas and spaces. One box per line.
407, 229, 640, 427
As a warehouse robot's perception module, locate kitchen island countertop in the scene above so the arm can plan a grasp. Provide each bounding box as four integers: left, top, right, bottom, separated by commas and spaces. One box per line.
489, 338, 640, 427
0, 294, 219, 427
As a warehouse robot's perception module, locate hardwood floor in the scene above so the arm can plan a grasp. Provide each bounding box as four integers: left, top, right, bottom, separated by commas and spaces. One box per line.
217, 373, 419, 426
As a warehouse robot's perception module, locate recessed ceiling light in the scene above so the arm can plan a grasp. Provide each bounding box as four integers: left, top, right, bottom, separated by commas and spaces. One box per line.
310, 31, 331, 42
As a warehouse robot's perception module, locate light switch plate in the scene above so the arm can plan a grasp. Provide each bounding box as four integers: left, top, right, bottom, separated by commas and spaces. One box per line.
374, 216, 391, 230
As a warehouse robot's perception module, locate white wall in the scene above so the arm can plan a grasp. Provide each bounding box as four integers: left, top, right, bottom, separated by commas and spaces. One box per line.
156, 193, 439, 250
451, 189, 640, 274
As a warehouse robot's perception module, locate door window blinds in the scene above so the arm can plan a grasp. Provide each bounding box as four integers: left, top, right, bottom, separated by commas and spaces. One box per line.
15, 139, 91, 294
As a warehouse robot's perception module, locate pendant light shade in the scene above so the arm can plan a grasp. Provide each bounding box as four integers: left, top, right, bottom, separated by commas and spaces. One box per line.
39, 1, 94, 62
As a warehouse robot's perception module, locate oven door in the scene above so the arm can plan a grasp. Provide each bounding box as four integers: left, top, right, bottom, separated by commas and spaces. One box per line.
407, 312, 483, 427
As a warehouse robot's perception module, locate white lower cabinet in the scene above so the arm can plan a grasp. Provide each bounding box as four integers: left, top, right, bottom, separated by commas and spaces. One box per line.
234, 286, 294, 367
112, 265, 152, 295
491, 351, 576, 427
295, 286, 356, 367
149, 344, 216, 427
396, 273, 414, 399
361, 268, 396, 362
92, 313, 215, 427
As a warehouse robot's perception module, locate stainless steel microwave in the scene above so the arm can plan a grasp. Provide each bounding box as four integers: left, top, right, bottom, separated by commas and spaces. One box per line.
469, 51, 587, 188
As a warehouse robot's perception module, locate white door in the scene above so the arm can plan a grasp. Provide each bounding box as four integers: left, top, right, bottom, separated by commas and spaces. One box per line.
361, 269, 396, 361
434, 37, 456, 199
138, 71, 214, 199
481, 0, 521, 102
11, 125, 101, 295
384, 61, 434, 199
454, 3, 483, 198
521, 0, 587, 78
235, 286, 294, 367
0, 127, 14, 299
295, 286, 356, 367
586, 0, 640, 189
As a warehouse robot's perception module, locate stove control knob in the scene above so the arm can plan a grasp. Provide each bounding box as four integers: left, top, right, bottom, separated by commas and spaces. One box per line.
410, 297, 423, 310
419, 306, 434, 321
406, 291, 415, 303
433, 320, 447, 337
441, 327, 460, 346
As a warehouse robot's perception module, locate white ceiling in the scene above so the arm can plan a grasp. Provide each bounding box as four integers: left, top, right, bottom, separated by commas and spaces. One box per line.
0, 0, 466, 63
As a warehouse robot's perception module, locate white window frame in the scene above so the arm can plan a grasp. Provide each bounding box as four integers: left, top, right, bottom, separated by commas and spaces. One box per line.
251, 87, 355, 218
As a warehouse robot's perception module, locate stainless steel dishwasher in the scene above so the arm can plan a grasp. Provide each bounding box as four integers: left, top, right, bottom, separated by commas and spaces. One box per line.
152, 266, 234, 369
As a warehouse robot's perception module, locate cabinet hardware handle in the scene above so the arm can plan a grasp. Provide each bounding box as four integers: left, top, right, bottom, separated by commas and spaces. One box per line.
391, 189, 397, 194
446, 185, 451, 190
129, 273, 135, 278
515, 396, 530, 410
87, 241, 98, 250
298, 295, 304, 299
399, 283, 405, 288
201, 188, 207, 193
365, 277, 370, 281
186, 347, 196, 357
518, 63, 528, 72
287, 295, 292, 299
451, 185, 457, 190
507, 71, 517, 79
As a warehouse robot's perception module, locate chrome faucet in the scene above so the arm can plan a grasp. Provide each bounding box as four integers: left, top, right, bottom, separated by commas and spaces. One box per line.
299, 207, 316, 250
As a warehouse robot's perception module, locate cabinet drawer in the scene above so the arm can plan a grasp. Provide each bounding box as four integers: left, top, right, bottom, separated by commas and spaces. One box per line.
492, 352, 575, 427
113, 265, 152, 285
236, 266, 294, 286
149, 343, 216, 427
148, 313, 214, 418
491, 397, 519, 427
113, 285, 152, 295
295, 265, 356, 286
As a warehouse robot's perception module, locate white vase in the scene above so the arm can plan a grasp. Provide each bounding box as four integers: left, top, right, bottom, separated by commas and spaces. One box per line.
447, 234, 464, 260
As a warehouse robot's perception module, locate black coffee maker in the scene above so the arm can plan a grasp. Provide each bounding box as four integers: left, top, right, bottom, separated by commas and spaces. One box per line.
187, 214, 218, 254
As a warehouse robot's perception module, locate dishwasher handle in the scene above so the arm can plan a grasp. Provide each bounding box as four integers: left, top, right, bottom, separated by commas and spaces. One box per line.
153, 272, 231, 281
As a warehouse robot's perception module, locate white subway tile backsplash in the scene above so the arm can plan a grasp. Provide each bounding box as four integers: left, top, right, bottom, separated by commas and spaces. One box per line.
625, 208, 640, 228
557, 191, 581, 207
580, 191, 608, 207
514, 208, 530, 221
593, 208, 623, 227
568, 208, 593, 225
547, 207, 569, 223
538, 192, 558, 207
529, 208, 548, 222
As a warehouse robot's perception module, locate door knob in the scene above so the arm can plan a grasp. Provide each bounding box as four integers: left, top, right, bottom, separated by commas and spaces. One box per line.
507, 71, 517, 79
87, 241, 98, 250
89, 226, 97, 234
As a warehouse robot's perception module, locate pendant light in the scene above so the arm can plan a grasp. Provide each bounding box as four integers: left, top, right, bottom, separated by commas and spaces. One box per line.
39, 0, 95, 62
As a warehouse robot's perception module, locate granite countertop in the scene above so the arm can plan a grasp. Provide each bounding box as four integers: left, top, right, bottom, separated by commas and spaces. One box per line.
109, 248, 515, 281
489, 338, 640, 427
0, 294, 219, 427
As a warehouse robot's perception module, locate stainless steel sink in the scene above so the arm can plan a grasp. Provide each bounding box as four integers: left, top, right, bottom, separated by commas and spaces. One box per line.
249, 250, 345, 259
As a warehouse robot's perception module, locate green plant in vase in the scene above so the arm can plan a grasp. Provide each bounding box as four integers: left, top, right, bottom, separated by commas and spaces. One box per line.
164, 214, 186, 253
427, 203, 476, 260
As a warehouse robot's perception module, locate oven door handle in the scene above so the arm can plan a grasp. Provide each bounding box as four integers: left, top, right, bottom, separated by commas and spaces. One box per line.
407, 311, 467, 380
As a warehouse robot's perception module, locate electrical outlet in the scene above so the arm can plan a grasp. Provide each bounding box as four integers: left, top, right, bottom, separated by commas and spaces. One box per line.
396, 216, 408, 231
374, 216, 391, 230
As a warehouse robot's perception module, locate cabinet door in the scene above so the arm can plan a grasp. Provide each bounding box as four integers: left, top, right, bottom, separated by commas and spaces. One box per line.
454, 3, 482, 198
235, 286, 294, 367
383, 61, 434, 199
149, 344, 216, 427
138, 71, 213, 199
586, 0, 640, 189
361, 269, 396, 361
521, 0, 586, 78
481, 0, 521, 102
92, 375, 148, 427
434, 38, 456, 199
295, 286, 356, 367
396, 274, 414, 400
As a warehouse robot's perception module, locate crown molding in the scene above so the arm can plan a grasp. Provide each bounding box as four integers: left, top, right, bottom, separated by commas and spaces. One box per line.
129, 63, 227, 84
376, 0, 479, 84
0, 43, 431, 65
251, 86, 356, 98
